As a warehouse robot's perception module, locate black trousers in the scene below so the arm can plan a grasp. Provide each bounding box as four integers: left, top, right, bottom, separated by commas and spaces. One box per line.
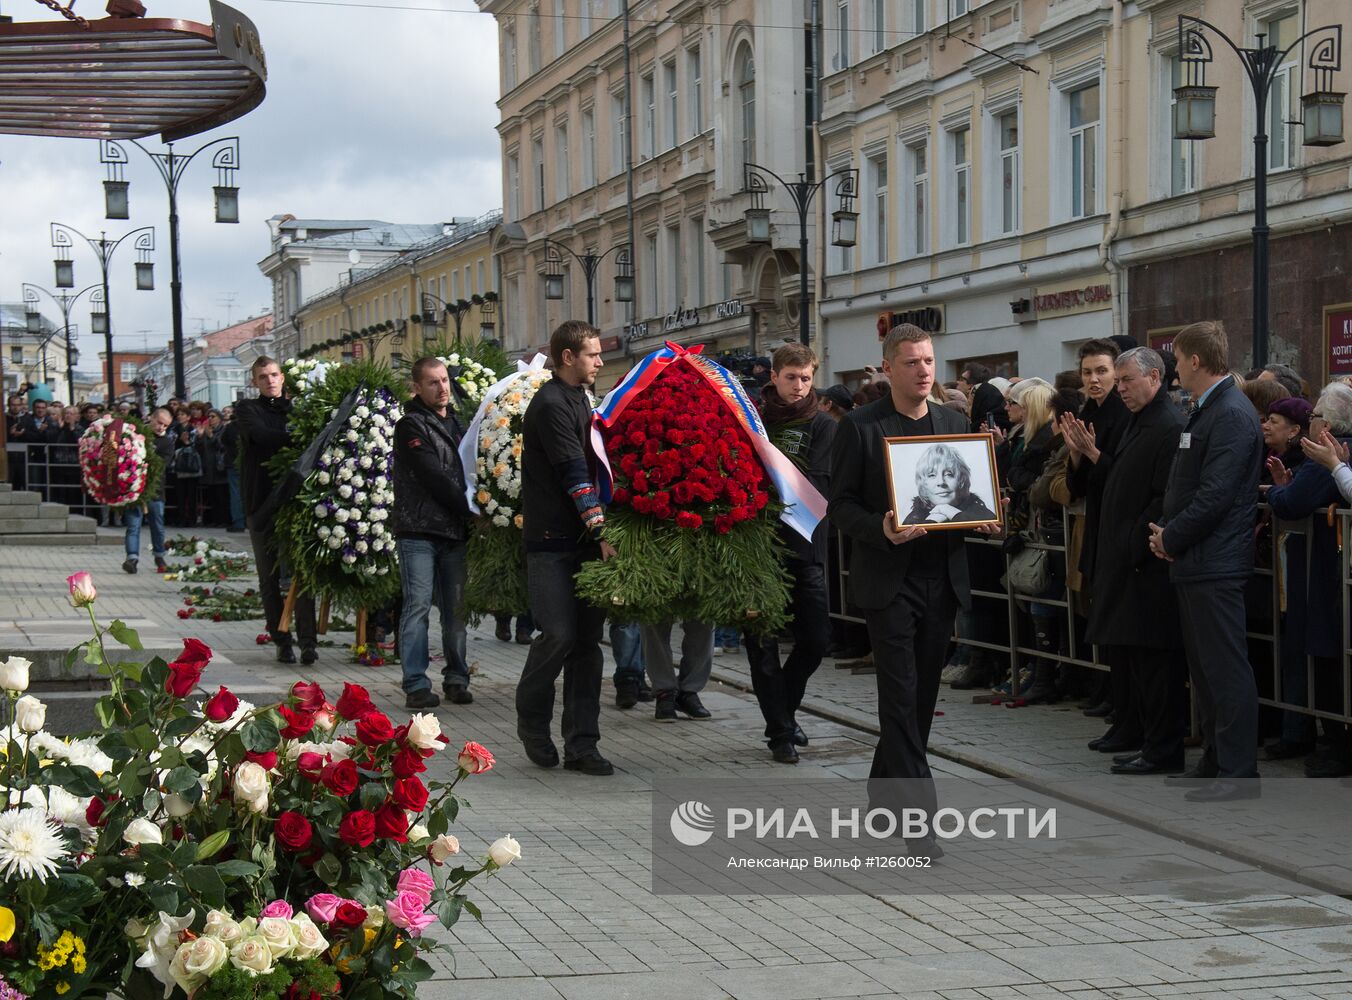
864, 576, 957, 823
248, 522, 316, 650
745, 560, 830, 745
516, 548, 606, 760
1177, 579, 1259, 778
1126, 645, 1185, 763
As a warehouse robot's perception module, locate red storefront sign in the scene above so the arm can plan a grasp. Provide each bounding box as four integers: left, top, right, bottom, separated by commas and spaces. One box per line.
1325, 303, 1352, 381
1148, 328, 1179, 355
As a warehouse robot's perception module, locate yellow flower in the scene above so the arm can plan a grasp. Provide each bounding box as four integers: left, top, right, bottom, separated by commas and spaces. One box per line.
55, 982, 70, 995
71, 954, 86, 974
0, 906, 14, 943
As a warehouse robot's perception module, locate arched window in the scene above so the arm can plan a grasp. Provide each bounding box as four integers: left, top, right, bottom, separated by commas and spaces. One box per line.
735, 44, 756, 173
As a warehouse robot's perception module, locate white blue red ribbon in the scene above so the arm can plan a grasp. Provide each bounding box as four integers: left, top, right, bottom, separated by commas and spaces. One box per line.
460, 353, 549, 515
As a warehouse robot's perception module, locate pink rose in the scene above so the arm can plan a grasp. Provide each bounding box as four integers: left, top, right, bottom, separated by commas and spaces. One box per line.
385, 891, 436, 937
457, 741, 495, 775
396, 867, 436, 907
260, 899, 294, 919
305, 892, 344, 924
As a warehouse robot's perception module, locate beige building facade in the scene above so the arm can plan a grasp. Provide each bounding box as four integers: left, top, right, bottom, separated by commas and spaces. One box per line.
818, 0, 1352, 383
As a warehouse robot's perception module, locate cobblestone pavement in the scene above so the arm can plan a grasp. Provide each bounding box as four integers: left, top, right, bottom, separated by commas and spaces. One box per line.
4, 531, 1352, 1000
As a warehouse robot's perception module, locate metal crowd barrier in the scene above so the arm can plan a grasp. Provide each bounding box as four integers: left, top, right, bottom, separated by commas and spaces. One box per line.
828, 502, 1352, 728
4, 441, 184, 523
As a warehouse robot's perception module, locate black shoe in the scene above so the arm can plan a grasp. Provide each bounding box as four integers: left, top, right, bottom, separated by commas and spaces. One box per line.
770, 741, 799, 764
1083, 701, 1113, 718
122, 558, 137, 574
1304, 752, 1352, 778
1264, 740, 1314, 761
405, 688, 441, 710
301, 647, 318, 665
1184, 779, 1261, 802
563, 752, 614, 776
520, 736, 559, 768
1089, 736, 1140, 754
906, 836, 945, 860
1112, 751, 1142, 765
1164, 761, 1220, 785
515, 631, 533, 645
792, 724, 809, 747
614, 679, 639, 710
442, 685, 473, 705
495, 621, 511, 641
675, 691, 712, 720
1112, 754, 1186, 775
276, 645, 297, 665
636, 678, 654, 702
654, 690, 678, 722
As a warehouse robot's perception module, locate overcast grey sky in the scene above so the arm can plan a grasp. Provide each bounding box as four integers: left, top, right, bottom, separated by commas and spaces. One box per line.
0, 0, 502, 379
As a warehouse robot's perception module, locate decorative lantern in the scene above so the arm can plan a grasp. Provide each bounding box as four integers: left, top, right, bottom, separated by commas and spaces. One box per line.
1302, 90, 1345, 147
103, 180, 130, 220
1172, 84, 1217, 140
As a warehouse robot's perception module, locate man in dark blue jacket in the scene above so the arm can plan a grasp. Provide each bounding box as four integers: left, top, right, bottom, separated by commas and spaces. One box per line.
1149, 321, 1264, 801
393, 357, 472, 710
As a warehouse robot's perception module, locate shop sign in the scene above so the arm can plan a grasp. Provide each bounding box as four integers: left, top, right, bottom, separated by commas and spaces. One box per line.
1147, 327, 1181, 354
877, 306, 944, 340
623, 321, 650, 341
713, 298, 745, 320
663, 306, 701, 334
1032, 281, 1112, 317
1325, 302, 1352, 381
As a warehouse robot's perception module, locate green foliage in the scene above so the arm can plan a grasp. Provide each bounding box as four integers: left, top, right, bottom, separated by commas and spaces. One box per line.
462, 522, 528, 621
194, 957, 338, 1000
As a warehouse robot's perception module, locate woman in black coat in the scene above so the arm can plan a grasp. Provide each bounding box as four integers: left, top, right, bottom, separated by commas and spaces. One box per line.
196, 409, 230, 526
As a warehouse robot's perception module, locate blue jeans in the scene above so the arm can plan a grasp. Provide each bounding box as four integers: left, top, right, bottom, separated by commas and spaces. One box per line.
610, 620, 645, 682
226, 468, 245, 530
124, 500, 165, 562
397, 537, 469, 693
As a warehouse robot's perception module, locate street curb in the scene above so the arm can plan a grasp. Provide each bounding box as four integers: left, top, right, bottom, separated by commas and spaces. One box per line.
708, 665, 1352, 898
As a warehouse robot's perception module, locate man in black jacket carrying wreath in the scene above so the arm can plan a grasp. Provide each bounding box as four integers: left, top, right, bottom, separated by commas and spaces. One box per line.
236, 356, 317, 666
516, 320, 616, 776
392, 357, 473, 710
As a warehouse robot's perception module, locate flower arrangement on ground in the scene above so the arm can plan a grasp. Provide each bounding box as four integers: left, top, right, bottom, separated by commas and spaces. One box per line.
459, 355, 551, 620
271, 362, 405, 612
166, 536, 236, 558
77, 415, 163, 509
576, 343, 826, 633
178, 585, 263, 622
0, 572, 513, 1000
162, 544, 253, 583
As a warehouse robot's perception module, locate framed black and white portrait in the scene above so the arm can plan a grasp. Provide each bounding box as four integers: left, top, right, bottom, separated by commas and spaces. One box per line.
883, 434, 1002, 531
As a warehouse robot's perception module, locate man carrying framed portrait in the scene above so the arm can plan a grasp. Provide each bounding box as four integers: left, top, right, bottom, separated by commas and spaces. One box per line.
828, 323, 1003, 860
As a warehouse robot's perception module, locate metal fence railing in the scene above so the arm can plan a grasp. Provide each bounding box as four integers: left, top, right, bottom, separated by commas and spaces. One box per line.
829, 502, 1352, 728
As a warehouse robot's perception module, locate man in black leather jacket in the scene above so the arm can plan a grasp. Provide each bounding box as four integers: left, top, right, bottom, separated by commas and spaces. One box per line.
392, 357, 473, 710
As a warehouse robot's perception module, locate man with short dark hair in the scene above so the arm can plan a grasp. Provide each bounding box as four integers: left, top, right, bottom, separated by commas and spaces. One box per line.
1149, 321, 1264, 801
516, 320, 615, 776
394, 357, 473, 710
236, 355, 317, 665
1258, 363, 1304, 398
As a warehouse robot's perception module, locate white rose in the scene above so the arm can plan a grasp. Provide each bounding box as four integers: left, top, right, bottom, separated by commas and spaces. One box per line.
345, 430, 359, 442
356, 405, 370, 419
0, 656, 31, 693
163, 793, 194, 818
327, 537, 343, 550
123, 817, 164, 845
348, 415, 361, 427
233, 762, 269, 813
342, 554, 357, 565
229, 935, 273, 976
171, 935, 228, 993
355, 541, 368, 554
313, 504, 328, 518
406, 713, 442, 751
334, 509, 350, 523
409, 823, 429, 841
430, 833, 461, 864
338, 484, 353, 499
317, 526, 331, 540
488, 835, 522, 867
203, 909, 244, 945
14, 695, 45, 733
354, 493, 367, 506
363, 904, 385, 930
316, 471, 331, 485
256, 916, 297, 959
289, 913, 328, 960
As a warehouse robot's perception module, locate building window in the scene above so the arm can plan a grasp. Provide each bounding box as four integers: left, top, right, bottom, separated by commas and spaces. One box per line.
503, 23, 518, 90
1168, 56, 1197, 195
553, 0, 565, 57
581, 109, 596, 189
507, 153, 521, 221
612, 92, 628, 176
1069, 83, 1100, 218
527, 5, 541, 74
869, 152, 888, 265
998, 109, 1020, 234
663, 58, 677, 150
871, 0, 885, 53
120, 362, 138, 383
451, 270, 460, 300
735, 44, 756, 173
533, 136, 545, 210
687, 46, 703, 135
950, 0, 968, 18
949, 127, 970, 246
666, 224, 682, 308
1264, 12, 1298, 172
911, 0, 926, 35
689, 216, 706, 305
555, 123, 570, 200
478, 261, 486, 295
640, 71, 654, 159
908, 139, 928, 256
833, 0, 850, 71
465, 265, 472, 295
644, 233, 658, 317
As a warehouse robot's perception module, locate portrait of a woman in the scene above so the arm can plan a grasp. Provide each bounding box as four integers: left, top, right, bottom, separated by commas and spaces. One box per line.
902, 443, 999, 525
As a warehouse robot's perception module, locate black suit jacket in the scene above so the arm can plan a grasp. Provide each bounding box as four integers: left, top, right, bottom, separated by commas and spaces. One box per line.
828, 395, 974, 612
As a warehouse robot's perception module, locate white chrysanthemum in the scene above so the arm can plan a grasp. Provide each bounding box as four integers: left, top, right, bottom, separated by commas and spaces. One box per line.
314, 505, 328, 519
316, 472, 330, 485
0, 807, 67, 881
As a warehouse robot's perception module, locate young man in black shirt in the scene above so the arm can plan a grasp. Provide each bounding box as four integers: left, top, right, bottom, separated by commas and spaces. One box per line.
515, 320, 616, 776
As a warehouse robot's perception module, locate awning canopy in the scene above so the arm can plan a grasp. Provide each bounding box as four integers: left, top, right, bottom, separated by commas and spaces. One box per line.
0, 1, 266, 142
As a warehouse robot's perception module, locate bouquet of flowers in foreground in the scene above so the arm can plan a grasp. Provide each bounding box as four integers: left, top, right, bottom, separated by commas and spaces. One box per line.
0, 571, 515, 1000
459, 355, 552, 621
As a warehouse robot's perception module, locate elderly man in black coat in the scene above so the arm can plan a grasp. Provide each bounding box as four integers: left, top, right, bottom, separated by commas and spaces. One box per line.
1080, 348, 1186, 775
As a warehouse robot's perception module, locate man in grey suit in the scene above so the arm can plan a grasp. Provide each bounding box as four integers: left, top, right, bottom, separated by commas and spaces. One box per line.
829, 324, 1000, 858
1149, 321, 1264, 802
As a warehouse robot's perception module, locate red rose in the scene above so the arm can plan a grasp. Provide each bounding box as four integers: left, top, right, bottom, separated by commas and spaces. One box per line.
290, 680, 327, 712
355, 711, 395, 747
86, 793, 117, 828
335, 682, 375, 721
174, 637, 213, 669
177, 609, 192, 619
203, 686, 238, 723
391, 746, 427, 779
714, 514, 733, 534
296, 751, 326, 782
675, 511, 702, 530
331, 900, 367, 929
211, 613, 223, 622
245, 750, 278, 770
373, 802, 408, 842
275, 810, 313, 851
165, 660, 204, 698
279, 706, 316, 740
337, 809, 376, 847
321, 758, 359, 797
391, 776, 428, 811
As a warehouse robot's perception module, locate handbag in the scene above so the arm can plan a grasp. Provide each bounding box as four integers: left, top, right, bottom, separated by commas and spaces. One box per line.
1003, 542, 1050, 596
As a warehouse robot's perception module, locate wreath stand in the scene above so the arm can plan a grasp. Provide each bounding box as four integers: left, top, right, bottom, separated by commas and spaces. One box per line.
280, 582, 368, 647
